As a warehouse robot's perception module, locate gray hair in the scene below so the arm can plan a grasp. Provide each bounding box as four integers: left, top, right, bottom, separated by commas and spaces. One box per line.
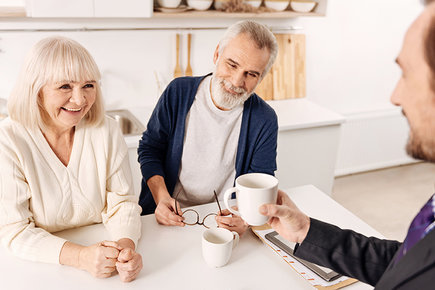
218, 20, 278, 79
8, 36, 105, 131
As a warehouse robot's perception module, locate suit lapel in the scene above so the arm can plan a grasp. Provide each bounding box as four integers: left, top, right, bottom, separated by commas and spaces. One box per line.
376, 230, 435, 288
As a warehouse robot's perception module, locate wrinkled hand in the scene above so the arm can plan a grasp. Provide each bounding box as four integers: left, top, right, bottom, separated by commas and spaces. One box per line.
216, 209, 249, 236
155, 196, 184, 226
259, 190, 310, 244
78, 241, 122, 278
116, 248, 143, 282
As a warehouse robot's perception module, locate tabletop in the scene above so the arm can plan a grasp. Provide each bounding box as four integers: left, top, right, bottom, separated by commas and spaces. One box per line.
0, 185, 383, 290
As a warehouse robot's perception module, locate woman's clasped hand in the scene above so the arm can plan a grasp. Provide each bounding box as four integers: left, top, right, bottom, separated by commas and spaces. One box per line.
62, 239, 142, 282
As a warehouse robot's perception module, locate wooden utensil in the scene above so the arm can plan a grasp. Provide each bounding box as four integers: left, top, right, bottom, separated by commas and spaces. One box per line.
173, 33, 182, 78
273, 33, 306, 100
255, 69, 273, 100
185, 33, 193, 76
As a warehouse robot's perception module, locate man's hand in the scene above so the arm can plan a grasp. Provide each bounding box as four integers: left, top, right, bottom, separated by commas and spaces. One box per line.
259, 190, 311, 244
216, 209, 249, 236
147, 175, 184, 226
78, 241, 122, 278
155, 195, 184, 226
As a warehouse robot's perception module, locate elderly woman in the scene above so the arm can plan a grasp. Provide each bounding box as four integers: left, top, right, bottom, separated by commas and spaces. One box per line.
0, 36, 142, 282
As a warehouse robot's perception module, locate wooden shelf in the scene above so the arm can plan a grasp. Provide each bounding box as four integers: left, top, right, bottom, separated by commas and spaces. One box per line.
152, 0, 327, 19
0, 5, 325, 19
153, 10, 324, 18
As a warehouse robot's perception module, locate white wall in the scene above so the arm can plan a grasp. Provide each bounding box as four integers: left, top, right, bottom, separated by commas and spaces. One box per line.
301, 0, 423, 114
0, 0, 426, 173
0, 28, 219, 108
0, 0, 424, 111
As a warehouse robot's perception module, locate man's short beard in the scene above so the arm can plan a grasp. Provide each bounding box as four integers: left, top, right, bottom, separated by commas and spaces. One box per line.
406, 132, 435, 162
211, 73, 253, 110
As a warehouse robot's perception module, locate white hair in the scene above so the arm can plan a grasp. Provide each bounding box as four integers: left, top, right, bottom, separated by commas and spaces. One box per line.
218, 20, 278, 79
8, 36, 105, 130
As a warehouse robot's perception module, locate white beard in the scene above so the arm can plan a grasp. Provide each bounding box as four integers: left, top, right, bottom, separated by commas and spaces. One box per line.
211, 74, 252, 110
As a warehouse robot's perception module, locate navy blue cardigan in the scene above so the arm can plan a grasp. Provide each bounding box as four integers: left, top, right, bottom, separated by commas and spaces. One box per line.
137, 74, 278, 215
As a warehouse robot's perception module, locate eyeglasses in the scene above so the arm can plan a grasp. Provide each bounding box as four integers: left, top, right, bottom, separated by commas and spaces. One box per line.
174, 190, 223, 229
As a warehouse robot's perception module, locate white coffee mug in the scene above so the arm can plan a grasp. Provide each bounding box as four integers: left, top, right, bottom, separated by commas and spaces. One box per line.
202, 228, 239, 267
224, 173, 278, 226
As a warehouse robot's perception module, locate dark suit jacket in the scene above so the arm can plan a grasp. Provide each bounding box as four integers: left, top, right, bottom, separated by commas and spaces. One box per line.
294, 218, 435, 289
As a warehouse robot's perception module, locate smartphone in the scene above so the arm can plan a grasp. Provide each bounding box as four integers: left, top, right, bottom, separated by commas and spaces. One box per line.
265, 231, 341, 282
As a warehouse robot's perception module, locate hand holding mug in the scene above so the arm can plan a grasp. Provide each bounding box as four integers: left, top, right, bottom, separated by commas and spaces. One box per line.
224, 173, 278, 226
259, 189, 311, 244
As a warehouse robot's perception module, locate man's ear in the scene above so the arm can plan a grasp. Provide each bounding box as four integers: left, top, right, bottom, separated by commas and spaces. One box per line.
213, 44, 220, 65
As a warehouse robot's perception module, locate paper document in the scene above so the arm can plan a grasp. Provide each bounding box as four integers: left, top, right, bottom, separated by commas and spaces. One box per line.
252, 226, 358, 289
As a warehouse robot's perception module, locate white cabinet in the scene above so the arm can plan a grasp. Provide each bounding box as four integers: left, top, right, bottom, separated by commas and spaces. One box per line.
94, 0, 153, 17
25, 0, 94, 17
25, 0, 153, 18
268, 99, 344, 195
276, 124, 342, 195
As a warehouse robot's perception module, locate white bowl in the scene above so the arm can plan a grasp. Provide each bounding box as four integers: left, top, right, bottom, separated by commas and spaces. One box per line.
244, 0, 262, 8
187, 0, 213, 10
264, 0, 289, 11
214, 0, 228, 10
289, 1, 317, 13
157, 0, 182, 8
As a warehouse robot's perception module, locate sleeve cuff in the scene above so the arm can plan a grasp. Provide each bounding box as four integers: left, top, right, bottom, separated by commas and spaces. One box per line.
108, 225, 141, 248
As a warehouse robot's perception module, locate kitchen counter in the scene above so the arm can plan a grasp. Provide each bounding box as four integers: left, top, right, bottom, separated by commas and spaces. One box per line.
124, 98, 345, 143
123, 98, 345, 152
267, 98, 345, 130
123, 99, 344, 196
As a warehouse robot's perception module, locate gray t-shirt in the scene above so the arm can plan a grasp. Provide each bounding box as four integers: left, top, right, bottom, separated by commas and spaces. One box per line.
174, 76, 243, 207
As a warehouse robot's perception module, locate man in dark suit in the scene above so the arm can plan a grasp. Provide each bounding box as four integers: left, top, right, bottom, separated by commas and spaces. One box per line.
259, 1, 435, 289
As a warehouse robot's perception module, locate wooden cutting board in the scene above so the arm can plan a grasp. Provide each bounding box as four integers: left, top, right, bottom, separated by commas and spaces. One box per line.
0, 6, 26, 17
256, 33, 306, 100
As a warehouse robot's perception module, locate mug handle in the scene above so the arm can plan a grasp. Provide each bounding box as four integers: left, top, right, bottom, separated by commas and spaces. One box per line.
223, 187, 241, 216
232, 231, 239, 249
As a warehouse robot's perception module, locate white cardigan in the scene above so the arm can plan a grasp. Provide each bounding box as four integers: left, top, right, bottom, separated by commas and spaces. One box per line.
0, 116, 142, 264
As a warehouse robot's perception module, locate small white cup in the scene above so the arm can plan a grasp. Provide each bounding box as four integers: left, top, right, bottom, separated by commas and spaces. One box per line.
202, 228, 239, 267
224, 173, 278, 226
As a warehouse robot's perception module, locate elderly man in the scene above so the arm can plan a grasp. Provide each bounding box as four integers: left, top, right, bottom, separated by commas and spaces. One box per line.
260, 1, 435, 289
138, 20, 278, 236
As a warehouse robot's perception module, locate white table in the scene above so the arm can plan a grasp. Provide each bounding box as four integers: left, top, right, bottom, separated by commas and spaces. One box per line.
0, 185, 382, 290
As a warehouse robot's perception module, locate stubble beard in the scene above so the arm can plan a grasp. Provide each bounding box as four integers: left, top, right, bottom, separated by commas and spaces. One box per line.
406, 131, 435, 162
211, 73, 253, 110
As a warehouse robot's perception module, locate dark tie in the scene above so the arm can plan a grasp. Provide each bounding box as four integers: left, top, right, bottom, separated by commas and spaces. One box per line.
394, 194, 435, 264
